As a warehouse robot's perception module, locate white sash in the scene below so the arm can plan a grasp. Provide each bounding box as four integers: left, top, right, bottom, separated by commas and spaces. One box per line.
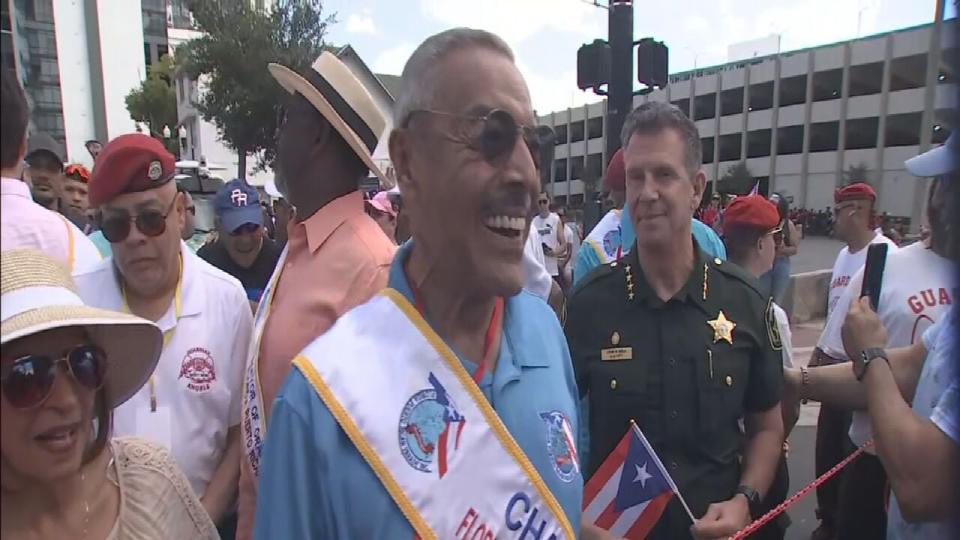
241, 243, 288, 478
583, 209, 624, 264
293, 289, 575, 540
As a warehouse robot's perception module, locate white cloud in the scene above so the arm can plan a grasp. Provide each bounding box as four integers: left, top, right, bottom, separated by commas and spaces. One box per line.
418, 0, 604, 45
346, 10, 377, 35
516, 61, 603, 116
372, 42, 416, 74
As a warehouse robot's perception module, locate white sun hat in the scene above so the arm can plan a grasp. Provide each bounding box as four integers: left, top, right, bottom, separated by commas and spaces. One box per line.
1, 249, 162, 409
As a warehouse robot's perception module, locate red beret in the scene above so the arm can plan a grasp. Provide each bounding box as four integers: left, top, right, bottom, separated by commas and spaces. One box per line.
603, 148, 625, 192
834, 182, 876, 204
722, 195, 781, 234
89, 134, 176, 207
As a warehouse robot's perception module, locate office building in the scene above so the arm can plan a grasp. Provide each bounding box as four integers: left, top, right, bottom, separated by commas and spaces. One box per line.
539, 20, 957, 227
0, 0, 178, 165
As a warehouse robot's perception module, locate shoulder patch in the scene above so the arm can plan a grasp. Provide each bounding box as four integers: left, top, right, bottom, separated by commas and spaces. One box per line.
766, 298, 783, 351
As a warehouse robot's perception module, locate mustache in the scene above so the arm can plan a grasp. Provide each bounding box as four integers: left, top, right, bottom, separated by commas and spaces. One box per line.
478, 185, 532, 216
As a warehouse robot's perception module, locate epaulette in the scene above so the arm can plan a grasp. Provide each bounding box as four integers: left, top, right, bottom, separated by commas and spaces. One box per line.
569, 259, 622, 299
707, 256, 766, 300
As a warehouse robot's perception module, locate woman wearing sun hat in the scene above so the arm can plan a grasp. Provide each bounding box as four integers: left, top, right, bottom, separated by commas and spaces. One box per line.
0, 249, 218, 539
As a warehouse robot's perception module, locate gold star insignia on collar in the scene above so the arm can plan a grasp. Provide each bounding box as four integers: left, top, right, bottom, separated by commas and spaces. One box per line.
708, 311, 736, 345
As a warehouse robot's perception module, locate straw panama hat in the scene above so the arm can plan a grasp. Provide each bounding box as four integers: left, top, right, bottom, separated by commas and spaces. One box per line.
1, 250, 163, 409
268, 51, 392, 188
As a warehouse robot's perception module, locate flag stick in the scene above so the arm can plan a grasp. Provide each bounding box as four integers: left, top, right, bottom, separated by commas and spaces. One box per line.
630, 421, 697, 524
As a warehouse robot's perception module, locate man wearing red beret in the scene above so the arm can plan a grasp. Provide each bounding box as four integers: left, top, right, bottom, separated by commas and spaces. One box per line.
722, 194, 795, 540
73, 133, 252, 534
805, 181, 898, 540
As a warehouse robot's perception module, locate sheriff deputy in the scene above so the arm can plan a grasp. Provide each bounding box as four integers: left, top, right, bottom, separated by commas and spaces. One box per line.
566, 101, 784, 540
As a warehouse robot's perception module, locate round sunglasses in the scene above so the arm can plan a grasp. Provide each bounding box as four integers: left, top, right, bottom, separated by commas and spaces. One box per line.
0, 344, 106, 409
405, 109, 541, 168
100, 196, 178, 243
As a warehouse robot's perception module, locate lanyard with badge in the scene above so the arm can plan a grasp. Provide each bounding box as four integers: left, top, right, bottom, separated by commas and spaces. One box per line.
121, 256, 183, 449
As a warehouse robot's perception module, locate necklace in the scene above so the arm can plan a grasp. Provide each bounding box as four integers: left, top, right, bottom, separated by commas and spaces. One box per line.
79, 468, 90, 540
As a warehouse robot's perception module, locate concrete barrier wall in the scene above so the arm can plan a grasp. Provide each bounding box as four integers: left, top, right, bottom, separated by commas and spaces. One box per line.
781, 269, 832, 323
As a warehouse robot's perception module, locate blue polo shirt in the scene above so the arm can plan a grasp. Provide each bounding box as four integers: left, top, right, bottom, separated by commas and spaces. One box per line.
572, 207, 726, 287
254, 241, 583, 539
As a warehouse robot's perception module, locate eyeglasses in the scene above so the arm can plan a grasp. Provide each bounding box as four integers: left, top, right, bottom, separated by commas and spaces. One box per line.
231, 223, 261, 236
405, 109, 540, 168
1, 345, 106, 409
100, 196, 178, 243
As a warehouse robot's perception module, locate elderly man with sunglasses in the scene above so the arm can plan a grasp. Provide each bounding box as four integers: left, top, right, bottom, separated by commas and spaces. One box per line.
72, 133, 252, 534
254, 28, 607, 540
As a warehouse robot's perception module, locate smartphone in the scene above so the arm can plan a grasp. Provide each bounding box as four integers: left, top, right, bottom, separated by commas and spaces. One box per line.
542, 243, 554, 256
859, 243, 888, 311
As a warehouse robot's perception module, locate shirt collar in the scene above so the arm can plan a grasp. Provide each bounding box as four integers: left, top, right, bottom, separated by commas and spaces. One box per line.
626, 236, 710, 311
1, 177, 32, 199
300, 190, 364, 253
386, 240, 542, 371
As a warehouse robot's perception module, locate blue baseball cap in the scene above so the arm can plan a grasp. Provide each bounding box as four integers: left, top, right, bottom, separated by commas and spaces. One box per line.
215, 179, 263, 233
905, 132, 959, 178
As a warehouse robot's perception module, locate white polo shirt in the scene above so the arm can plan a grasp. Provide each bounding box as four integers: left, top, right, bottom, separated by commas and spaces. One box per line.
74, 243, 253, 496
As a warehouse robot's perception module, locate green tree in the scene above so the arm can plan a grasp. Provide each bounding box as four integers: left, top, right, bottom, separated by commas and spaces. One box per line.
843, 162, 871, 185
177, 0, 333, 178
718, 161, 755, 195
125, 55, 179, 157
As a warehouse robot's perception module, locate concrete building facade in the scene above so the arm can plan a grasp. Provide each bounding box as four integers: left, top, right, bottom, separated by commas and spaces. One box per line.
1, 0, 177, 167
538, 20, 957, 227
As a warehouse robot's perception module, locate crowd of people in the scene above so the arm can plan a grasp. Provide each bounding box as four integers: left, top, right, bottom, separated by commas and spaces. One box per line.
1, 25, 957, 540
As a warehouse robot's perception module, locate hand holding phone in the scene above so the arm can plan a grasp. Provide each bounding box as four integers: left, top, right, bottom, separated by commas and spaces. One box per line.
859, 243, 888, 311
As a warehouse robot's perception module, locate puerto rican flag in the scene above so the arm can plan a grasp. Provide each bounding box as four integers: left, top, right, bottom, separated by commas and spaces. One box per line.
583, 424, 676, 539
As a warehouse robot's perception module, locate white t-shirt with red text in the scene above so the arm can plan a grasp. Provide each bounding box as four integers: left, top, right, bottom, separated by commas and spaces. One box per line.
819, 241, 957, 450
826, 233, 899, 319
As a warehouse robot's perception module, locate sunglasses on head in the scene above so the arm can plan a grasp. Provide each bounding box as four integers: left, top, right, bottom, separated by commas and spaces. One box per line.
64, 165, 90, 183
0, 345, 106, 409
406, 109, 540, 168
100, 196, 178, 243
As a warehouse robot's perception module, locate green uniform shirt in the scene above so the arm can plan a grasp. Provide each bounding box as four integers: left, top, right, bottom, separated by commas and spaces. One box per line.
566, 237, 783, 538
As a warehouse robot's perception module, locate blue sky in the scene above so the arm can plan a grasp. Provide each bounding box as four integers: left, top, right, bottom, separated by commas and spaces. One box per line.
320, 0, 951, 114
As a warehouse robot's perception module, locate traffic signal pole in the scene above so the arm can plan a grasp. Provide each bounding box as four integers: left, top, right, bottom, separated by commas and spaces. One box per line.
606, 1, 633, 168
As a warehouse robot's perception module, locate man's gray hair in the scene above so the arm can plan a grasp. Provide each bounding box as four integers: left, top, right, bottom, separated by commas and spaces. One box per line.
394, 28, 515, 126
620, 101, 702, 174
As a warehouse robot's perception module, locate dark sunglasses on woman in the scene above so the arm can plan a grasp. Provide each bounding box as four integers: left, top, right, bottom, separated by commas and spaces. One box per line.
99, 196, 177, 243
405, 109, 541, 168
0, 345, 106, 409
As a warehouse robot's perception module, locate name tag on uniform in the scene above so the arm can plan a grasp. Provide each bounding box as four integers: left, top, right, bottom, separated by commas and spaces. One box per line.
601, 347, 633, 361
136, 406, 173, 450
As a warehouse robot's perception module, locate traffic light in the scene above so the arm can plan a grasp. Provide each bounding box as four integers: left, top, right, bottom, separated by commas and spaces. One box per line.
577, 40, 611, 91
637, 38, 668, 89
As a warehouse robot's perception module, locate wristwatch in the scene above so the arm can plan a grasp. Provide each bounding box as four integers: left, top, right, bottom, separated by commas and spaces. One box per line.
854, 348, 889, 381
735, 484, 762, 518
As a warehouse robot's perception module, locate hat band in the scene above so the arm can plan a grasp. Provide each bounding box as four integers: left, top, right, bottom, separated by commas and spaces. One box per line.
303, 68, 378, 153
1, 286, 84, 323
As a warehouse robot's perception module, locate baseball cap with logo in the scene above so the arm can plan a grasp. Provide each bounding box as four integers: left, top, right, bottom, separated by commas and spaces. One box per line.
215, 179, 263, 233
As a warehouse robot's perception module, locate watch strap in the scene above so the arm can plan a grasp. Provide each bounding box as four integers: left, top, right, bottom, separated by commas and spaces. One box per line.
857, 347, 889, 381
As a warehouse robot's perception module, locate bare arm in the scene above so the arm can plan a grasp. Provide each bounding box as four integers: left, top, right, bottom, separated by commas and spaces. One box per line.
787, 342, 926, 410
863, 361, 959, 521
778, 220, 800, 257
201, 425, 242, 524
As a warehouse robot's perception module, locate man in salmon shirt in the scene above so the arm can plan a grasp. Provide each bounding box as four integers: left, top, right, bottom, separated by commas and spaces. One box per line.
235, 50, 397, 539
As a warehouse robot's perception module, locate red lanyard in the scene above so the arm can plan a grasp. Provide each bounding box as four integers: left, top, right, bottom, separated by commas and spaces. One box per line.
408, 279, 503, 384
